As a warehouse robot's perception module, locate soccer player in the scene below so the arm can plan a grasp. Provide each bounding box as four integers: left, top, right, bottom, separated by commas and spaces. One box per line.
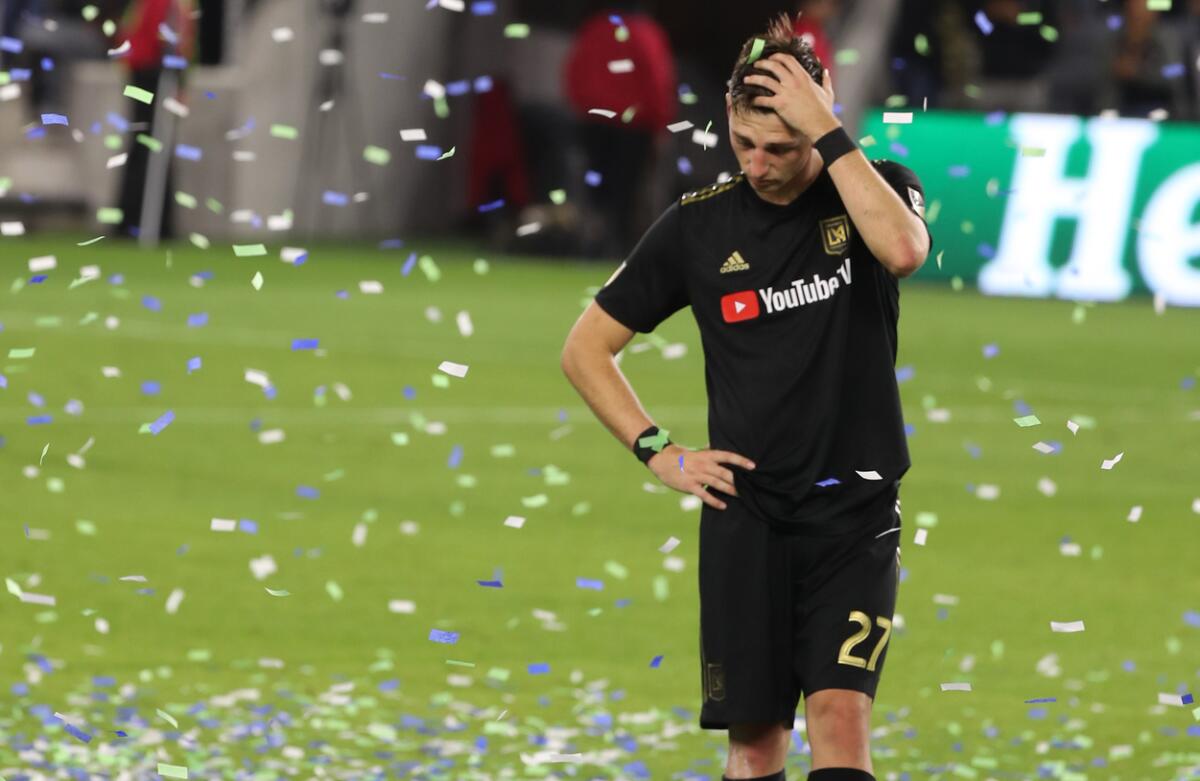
560, 13, 931, 781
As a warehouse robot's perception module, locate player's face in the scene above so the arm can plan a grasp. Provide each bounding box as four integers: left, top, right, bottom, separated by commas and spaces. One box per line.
726, 105, 811, 195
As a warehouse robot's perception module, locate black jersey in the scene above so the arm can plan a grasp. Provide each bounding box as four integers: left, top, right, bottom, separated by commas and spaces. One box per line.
593, 160, 932, 532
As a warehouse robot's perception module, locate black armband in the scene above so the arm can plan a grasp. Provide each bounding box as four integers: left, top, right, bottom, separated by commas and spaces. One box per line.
813, 125, 857, 167
633, 425, 672, 465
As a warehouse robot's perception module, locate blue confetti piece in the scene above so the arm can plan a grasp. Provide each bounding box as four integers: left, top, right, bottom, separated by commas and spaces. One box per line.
335, 290, 349, 299
378, 72, 403, 80
448, 444, 463, 469
977, 243, 995, 259
238, 518, 258, 534
92, 676, 115, 687
895, 365, 915, 382
149, 409, 174, 435
816, 477, 840, 488
576, 578, 604, 591
1182, 377, 1196, 390
650, 655, 663, 668
446, 80, 470, 96
28, 391, 44, 407
477, 199, 505, 213
205, 90, 216, 99
401, 252, 417, 275
28, 415, 52, 425
63, 722, 92, 743
141, 381, 161, 395
477, 578, 503, 588
0, 36, 22, 54
106, 112, 129, 132
379, 238, 405, 249
473, 75, 493, 92
322, 190, 349, 206
40, 57, 53, 71
30, 274, 46, 283
142, 295, 162, 312
378, 679, 400, 691
25, 126, 45, 140
615, 598, 631, 607
41, 113, 68, 126
415, 145, 442, 160
948, 164, 971, 178
263, 385, 277, 400
1183, 693, 1194, 705
403, 385, 416, 400
1024, 697, 1056, 703
471, 1, 496, 15
608, 14, 623, 25
175, 143, 202, 161
1183, 610, 1200, 628
983, 343, 999, 358
429, 629, 459, 644
1013, 399, 1032, 416
0, 375, 6, 389
1106, 14, 1123, 31
677, 156, 692, 175
904, 423, 916, 436
585, 170, 602, 187
10, 67, 30, 81
162, 54, 187, 69
974, 10, 993, 35
1027, 708, 1047, 720
186, 356, 201, 373
291, 338, 319, 350
889, 141, 909, 158
187, 312, 208, 327
296, 485, 319, 499
984, 110, 1006, 125
527, 662, 550, 674
1162, 63, 1185, 79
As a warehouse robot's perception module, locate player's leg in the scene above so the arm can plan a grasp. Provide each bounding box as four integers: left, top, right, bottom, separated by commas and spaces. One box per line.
804, 688, 873, 774
725, 721, 792, 779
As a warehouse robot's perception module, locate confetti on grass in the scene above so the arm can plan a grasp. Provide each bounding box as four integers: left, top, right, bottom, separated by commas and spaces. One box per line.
1050, 620, 1085, 633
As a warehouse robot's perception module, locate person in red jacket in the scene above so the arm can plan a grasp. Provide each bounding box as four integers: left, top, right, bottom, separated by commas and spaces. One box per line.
114, 0, 195, 240
565, 3, 676, 258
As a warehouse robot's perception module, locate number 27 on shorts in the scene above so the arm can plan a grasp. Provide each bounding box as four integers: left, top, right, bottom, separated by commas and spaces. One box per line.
837, 610, 893, 672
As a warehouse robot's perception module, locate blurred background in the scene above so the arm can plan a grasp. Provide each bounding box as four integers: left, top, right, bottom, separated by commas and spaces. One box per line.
3, 2, 1200, 779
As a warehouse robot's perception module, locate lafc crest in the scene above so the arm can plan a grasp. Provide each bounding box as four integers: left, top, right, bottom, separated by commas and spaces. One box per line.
820, 214, 851, 255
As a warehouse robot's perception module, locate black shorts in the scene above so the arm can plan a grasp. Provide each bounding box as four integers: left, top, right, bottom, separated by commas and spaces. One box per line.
697, 481, 902, 731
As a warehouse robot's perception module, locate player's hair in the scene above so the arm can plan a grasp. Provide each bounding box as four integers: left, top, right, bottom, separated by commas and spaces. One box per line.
727, 13, 824, 115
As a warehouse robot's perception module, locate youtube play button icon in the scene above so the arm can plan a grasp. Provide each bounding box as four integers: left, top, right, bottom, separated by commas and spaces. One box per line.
721, 290, 760, 323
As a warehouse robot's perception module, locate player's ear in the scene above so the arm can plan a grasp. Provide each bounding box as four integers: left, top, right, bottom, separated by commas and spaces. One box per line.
724, 92, 732, 115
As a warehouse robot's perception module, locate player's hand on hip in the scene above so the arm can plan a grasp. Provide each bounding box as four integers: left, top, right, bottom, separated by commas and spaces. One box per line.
647, 444, 756, 511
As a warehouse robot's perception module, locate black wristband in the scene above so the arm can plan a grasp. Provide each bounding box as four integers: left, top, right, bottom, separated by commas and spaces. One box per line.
633, 425, 672, 465
813, 125, 856, 167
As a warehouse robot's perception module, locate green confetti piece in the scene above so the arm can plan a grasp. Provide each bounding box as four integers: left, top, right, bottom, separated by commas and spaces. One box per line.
653, 575, 669, 601
8, 347, 35, 359
834, 49, 859, 66
455, 474, 477, 488
490, 443, 515, 457
434, 96, 449, 119
185, 648, 212, 662
39, 443, 49, 465
431, 373, 450, 388
6, 578, 23, 598
621, 106, 636, 124
101, 19, 115, 36
270, 124, 298, 140
858, 134, 876, 147
156, 709, 178, 728
1166, 635, 1182, 654
75, 520, 96, 535
571, 501, 591, 516
123, 85, 154, 104
205, 197, 223, 213
1040, 25, 1058, 42
1072, 304, 1086, 324
251, 271, 263, 290
174, 191, 197, 209
445, 659, 475, 668
418, 255, 441, 281
548, 189, 566, 205
233, 243, 267, 257
487, 667, 510, 682
82, 4, 99, 20
157, 763, 188, 779
47, 477, 64, 494
136, 134, 163, 153
104, 134, 122, 150
1191, 704, 1200, 720
935, 250, 944, 269
390, 432, 410, 446
436, 145, 455, 160
1016, 11, 1042, 24
604, 561, 629, 580
188, 232, 209, 249
587, 607, 603, 616
76, 236, 105, 247
0, 72, 8, 86
521, 494, 548, 508
93, 207, 124, 225
265, 588, 290, 597
34, 610, 57, 623
614, 25, 628, 42
138, 423, 153, 434
326, 581, 343, 602
915, 512, 938, 528
1147, 0, 1172, 8
473, 258, 490, 274
1013, 415, 1041, 427
746, 38, 765, 64
914, 33, 929, 55
1090, 545, 1103, 560
503, 23, 530, 38
680, 90, 698, 105
884, 94, 908, 108
543, 465, 570, 486
1020, 146, 1046, 157
638, 428, 670, 453
1069, 414, 1097, 429
363, 145, 391, 165
323, 468, 345, 482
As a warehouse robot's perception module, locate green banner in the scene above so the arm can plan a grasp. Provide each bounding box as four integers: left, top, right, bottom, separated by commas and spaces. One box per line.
860, 109, 1200, 306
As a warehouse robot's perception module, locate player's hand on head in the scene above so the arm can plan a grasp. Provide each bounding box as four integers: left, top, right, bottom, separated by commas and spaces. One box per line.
741, 53, 838, 140
647, 444, 756, 511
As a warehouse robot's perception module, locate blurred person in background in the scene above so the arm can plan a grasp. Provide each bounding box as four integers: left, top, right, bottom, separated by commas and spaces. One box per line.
792, 0, 837, 84
113, 0, 194, 239
961, 0, 1059, 112
1109, 0, 1196, 119
886, 0, 950, 108
564, 0, 676, 259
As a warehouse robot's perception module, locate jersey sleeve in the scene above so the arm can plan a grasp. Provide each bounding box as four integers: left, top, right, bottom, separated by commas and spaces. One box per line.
592, 201, 688, 333
872, 159, 934, 254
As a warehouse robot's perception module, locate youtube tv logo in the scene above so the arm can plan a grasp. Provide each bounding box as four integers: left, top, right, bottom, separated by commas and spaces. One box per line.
721, 290, 760, 323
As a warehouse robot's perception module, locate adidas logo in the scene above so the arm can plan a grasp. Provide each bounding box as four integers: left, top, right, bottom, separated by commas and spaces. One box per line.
720, 251, 750, 274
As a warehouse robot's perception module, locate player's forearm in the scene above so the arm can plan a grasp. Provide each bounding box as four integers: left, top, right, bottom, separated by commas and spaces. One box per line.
561, 347, 656, 451
825, 151, 929, 277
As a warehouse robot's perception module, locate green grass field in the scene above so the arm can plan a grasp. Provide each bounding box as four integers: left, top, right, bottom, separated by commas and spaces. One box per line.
1, 236, 1198, 781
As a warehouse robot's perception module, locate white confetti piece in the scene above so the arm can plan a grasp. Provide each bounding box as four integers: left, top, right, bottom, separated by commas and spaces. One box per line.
856, 470, 882, 480
1038, 477, 1057, 496
503, 515, 525, 529
658, 536, 680, 553
362, 11, 389, 22
1192, 498, 1200, 514
352, 523, 367, 547
163, 97, 188, 118
27, 255, 56, 272
210, 518, 237, 532
914, 528, 928, 546
1, 221, 25, 236
251, 271, 263, 290
661, 343, 687, 360
257, 428, 285, 444
359, 280, 383, 294
587, 108, 617, 119
663, 556, 685, 572
607, 58, 634, 73
1158, 692, 1188, 706
926, 408, 951, 422
438, 361, 469, 378
1153, 293, 1167, 314
280, 247, 307, 264
1101, 451, 1124, 470
1032, 441, 1056, 454
388, 599, 415, 614
940, 682, 972, 691
1050, 620, 1085, 633
516, 222, 542, 236
680, 494, 702, 511
1127, 505, 1143, 522
20, 592, 55, 606
165, 588, 184, 614
249, 555, 277, 581
1066, 419, 1079, 434
106, 152, 128, 169
1059, 542, 1081, 556
95, 617, 109, 633
666, 120, 693, 133
271, 26, 294, 42
455, 311, 473, 337
692, 129, 718, 148
883, 112, 913, 123
933, 594, 960, 606
423, 79, 446, 99
244, 369, 270, 388
101, 366, 121, 378
399, 128, 427, 141
976, 484, 1000, 500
